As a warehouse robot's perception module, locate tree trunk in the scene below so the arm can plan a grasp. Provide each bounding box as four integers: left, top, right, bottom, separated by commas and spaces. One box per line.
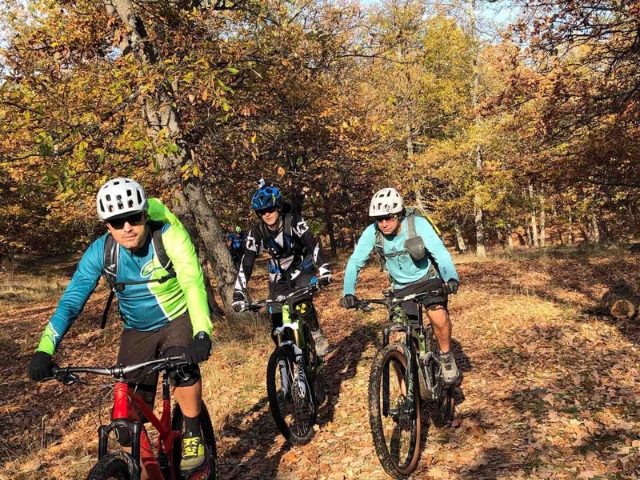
474, 199, 486, 256
323, 206, 337, 257
105, 0, 237, 311
406, 119, 414, 159
539, 191, 546, 248
506, 223, 513, 250
601, 280, 639, 319
468, 0, 486, 258
525, 223, 533, 247
170, 193, 224, 318
454, 221, 467, 253
568, 209, 574, 245
590, 213, 600, 244
529, 183, 538, 248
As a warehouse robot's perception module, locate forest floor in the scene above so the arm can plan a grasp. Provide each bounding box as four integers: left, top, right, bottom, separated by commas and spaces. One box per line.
1, 247, 640, 479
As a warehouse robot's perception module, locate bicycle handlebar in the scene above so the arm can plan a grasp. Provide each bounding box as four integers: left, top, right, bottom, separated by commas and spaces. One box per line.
47, 355, 187, 385
244, 283, 322, 312
354, 284, 446, 311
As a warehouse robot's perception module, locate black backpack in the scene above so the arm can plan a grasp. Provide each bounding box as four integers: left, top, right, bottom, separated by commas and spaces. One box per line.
257, 202, 304, 259
100, 220, 176, 328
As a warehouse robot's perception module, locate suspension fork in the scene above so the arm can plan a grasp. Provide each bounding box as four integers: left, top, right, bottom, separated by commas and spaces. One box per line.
404, 325, 415, 414
382, 327, 390, 416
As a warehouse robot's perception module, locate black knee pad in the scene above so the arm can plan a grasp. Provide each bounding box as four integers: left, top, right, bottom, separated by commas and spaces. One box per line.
169, 363, 201, 387
162, 346, 201, 387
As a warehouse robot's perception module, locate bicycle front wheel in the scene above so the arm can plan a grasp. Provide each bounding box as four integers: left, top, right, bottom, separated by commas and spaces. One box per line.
368, 343, 421, 479
86, 453, 131, 480
267, 346, 317, 445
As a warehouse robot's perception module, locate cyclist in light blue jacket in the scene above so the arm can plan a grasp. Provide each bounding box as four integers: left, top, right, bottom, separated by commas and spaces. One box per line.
340, 188, 460, 384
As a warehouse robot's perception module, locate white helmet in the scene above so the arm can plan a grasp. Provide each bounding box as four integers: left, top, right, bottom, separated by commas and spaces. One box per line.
369, 188, 404, 217
96, 177, 148, 221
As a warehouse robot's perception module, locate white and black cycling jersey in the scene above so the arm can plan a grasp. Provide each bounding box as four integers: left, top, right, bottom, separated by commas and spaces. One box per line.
234, 212, 330, 292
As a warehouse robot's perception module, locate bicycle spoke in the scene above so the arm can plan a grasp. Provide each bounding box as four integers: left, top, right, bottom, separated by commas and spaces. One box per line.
267, 348, 317, 444
380, 358, 415, 466
369, 344, 421, 478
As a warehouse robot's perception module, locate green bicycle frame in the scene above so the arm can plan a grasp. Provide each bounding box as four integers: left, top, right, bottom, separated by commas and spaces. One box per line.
278, 304, 305, 349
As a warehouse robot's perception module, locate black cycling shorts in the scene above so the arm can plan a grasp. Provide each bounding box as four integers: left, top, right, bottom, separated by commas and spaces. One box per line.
393, 277, 448, 325
117, 314, 200, 413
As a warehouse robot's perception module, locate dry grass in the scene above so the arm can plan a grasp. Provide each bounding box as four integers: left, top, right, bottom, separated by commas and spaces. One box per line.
0, 272, 68, 310
2, 247, 640, 479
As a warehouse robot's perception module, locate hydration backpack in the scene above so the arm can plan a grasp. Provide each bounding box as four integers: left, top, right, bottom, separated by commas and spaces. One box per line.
100, 199, 180, 328
374, 206, 441, 282
257, 202, 305, 259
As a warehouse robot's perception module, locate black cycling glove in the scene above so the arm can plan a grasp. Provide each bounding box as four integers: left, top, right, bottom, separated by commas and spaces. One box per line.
185, 332, 212, 364
28, 351, 56, 381
340, 294, 358, 309
444, 279, 459, 295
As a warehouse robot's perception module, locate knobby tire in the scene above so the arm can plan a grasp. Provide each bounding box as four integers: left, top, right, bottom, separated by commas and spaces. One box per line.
267, 346, 317, 445
368, 343, 421, 479
86, 453, 131, 480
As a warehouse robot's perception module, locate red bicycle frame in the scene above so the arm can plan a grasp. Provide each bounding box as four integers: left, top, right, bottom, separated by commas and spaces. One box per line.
100, 379, 182, 480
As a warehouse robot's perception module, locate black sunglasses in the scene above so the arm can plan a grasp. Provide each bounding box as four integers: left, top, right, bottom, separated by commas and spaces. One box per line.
256, 206, 278, 216
108, 212, 146, 230
376, 214, 398, 223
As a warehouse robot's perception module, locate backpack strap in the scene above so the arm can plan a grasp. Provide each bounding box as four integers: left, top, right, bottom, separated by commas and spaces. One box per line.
260, 213, 294, 257
148, 220, 173, 273
373, 213, 437, 286
100, 222, 176, 329
407, 213, 417, 239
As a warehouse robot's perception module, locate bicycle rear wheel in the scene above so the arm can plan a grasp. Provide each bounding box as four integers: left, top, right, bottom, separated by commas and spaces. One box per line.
172, 401, 219, 479
368, 343, 421, 479
267, 346, 317, 445
86, 453, 131, 480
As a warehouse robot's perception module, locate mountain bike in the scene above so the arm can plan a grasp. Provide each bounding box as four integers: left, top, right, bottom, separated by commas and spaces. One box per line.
355, 285, 455, 479
46, 356, 218, 480
244, 283, 326, 445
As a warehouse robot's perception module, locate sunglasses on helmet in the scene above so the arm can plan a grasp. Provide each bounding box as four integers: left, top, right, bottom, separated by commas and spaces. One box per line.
107, 212, 146, 230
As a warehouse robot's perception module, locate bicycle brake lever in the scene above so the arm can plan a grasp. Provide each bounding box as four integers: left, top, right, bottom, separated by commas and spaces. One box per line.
48, 372, 81, 385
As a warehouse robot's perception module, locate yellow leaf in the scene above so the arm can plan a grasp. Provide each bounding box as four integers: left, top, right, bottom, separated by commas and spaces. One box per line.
277, 166, 286, 176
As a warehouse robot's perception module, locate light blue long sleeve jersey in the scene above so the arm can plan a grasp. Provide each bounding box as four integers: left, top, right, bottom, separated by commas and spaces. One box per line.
343, 216, 459, 295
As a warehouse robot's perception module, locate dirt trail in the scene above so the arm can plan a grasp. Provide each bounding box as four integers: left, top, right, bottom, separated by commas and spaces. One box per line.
2, 251, 640, 479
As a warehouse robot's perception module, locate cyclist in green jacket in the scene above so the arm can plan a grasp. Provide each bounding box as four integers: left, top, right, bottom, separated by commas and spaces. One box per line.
28, 178, 213, 474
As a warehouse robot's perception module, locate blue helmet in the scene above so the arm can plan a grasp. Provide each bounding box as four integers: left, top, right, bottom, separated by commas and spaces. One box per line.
252, 185, 282, 211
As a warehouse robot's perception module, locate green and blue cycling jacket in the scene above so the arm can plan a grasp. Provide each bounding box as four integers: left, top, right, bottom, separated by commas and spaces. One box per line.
343, 216, 459, 295
36, 201, 211, 356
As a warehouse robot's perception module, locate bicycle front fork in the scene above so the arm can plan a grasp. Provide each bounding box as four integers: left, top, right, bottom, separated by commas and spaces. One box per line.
382, 325, 416, 417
